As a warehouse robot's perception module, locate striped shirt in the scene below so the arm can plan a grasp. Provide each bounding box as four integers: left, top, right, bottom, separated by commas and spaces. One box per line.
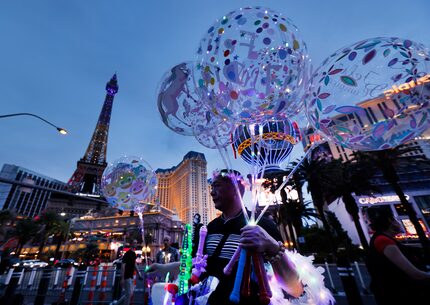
205, 233, 240, 259
203, 210, 282, 305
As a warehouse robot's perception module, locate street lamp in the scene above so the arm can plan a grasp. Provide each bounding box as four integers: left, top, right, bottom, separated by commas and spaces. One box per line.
0, 112, 68, 135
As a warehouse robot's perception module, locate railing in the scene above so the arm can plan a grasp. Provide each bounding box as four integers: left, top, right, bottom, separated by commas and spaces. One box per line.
0, 265, 129, 305
0, 263, 375, 304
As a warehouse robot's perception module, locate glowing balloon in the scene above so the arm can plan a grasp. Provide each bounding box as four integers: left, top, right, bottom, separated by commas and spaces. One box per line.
196, 6, 308, 124
232, 119, 296, 172
101, 156, 157, 211
306, 37, 430, 151
241, 45, 309, 122
157, 62, 208, 136
193, 112, 235, 149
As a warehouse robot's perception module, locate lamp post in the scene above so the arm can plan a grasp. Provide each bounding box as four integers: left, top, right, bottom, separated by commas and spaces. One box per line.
0, 112, 67, 134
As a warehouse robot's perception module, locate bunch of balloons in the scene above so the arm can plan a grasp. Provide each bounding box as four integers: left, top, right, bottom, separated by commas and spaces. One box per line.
157, 8, 430, 161
157, 6, 310, 170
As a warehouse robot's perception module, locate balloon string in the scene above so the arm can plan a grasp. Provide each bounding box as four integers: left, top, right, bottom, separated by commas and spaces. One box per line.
138, 212, 148, 266
213, 135, 250, 223
252, 125, 264, 223
252, 124, 269, 224
246, 124, 256, 224
257, 124, 265, 180
274, 143, 319, 195
255, 204, 270, 226
249, 124, 259, 224
258, 145, 269, 182
222, 142, 234, 170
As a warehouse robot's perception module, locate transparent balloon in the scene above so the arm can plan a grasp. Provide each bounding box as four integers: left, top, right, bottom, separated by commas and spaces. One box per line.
101, 156, 157, 211
241, 46, 309, 122
306, 37, 430, 151
232, 119, 296, 172
196, 6, 308, 124
193, 113, 235, 149
157, 62, 209, 136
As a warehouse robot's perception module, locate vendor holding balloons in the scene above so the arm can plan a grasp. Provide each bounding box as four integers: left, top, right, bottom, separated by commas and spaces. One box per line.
147, 169, 303, 305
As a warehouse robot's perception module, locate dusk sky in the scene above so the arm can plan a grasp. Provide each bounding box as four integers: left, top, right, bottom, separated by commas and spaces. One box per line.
1, 0, 429, 183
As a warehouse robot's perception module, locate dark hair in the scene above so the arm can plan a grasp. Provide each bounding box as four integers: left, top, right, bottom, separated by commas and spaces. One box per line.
367, 207, 395, 232
214, 169, 245, 196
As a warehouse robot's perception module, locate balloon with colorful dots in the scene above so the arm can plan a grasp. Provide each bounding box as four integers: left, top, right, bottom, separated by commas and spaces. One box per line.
306, 37, 430, 151
101, 156, 157, 211
195, 6, 308, 124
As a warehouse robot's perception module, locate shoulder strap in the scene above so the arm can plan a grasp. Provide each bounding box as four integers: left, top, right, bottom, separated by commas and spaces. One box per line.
212, 233, 231, 258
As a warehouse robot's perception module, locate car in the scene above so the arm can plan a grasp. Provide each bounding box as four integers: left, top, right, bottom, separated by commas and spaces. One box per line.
54, 259, 79, 268
3, 256, 20, 267
13, 259, 48, 269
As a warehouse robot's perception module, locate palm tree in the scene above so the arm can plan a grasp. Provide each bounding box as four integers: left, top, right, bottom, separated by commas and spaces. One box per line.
278, 195, 319, 250
35, 211, 63, 255
13, 218, 39, 255
293, 156, 342, 259
52, 220, 70, 259
262, 170, 313, 249
70, 241, 100, 265
278, 188, 298, 249
0, 210, 14, 242
328, 159, 379, 250
353, 146, 430, 252
285, 162, 307, 208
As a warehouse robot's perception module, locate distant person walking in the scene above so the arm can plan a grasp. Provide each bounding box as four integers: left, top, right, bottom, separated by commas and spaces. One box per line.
366, 208, 430, 305
156, 236, 180, 264
121, 240, 143, 305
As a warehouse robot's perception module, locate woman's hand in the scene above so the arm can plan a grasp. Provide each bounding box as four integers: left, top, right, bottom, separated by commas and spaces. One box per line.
239, 225, 279, 254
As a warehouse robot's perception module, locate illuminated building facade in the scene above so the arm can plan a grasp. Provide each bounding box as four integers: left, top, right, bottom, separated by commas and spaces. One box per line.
68, 206, 184, 260
0, 164, 66, 217
17, 206, 184, 261
154, 151, 217, 225
301, 97, 430, 246
329, 162, 430, 246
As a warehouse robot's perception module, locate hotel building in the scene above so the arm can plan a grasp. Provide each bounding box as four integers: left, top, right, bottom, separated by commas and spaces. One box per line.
155, 151, 217, 225
0, 164, 66, 217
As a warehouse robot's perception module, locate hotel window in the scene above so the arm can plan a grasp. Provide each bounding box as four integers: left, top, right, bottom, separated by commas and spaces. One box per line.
394, 203, 408, 216
368, 108, 378, 122
353, 112, 364, 127
414, 195, 430, 225
377, 103, 388, 119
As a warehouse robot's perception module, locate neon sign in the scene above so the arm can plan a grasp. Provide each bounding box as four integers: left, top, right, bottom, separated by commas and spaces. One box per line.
358, 194, 409, 205
383, 74, 430, 98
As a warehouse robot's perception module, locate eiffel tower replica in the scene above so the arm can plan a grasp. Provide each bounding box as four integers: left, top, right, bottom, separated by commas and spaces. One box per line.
67, 74, 119, 195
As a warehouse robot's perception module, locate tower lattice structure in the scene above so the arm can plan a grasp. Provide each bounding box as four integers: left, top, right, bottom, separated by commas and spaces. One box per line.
67, 74, 118, 194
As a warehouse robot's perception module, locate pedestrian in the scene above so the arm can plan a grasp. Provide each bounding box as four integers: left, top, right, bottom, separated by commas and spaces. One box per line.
366, 207, 430, 305
147, 169, 303, 305
191, 213, 204, 257
121, 240, 143, 305
156, 236, 180, 264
